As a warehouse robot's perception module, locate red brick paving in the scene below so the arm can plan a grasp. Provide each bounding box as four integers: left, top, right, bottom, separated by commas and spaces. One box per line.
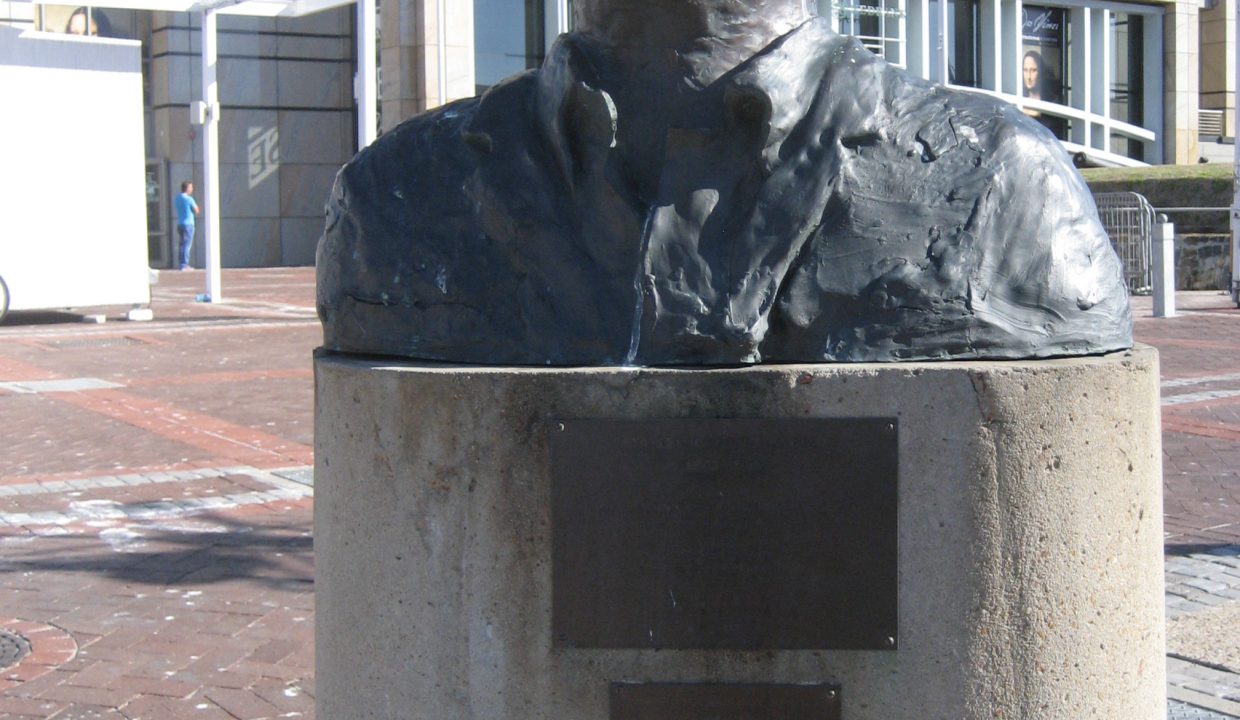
0, 269, 316, 719
0, 270, 1236, 717
1133, 293, 1240, 549
53, 389, 313, 468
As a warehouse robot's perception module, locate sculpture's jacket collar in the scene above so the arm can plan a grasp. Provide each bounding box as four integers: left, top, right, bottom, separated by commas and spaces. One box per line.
479, 19, 877, 362
530, 19, 857, 197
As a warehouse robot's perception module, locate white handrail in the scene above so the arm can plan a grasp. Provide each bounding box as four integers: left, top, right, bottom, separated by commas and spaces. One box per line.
949, 84, 1157, 145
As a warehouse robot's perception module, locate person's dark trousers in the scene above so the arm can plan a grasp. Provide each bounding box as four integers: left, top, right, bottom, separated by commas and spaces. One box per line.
177, 223, 195, 269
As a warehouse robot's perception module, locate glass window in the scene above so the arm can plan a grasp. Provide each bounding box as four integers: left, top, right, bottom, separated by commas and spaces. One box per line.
36, 4, 139, 38
474, 0, 547, 93
947, 0, 980, 87
1110, 12, 1144, 159
817, 0, 906, 65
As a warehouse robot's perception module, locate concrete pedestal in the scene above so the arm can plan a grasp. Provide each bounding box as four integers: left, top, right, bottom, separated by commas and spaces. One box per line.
315, 348, 1165, 719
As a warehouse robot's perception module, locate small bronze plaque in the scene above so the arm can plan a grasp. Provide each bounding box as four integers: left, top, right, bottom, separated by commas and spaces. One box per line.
551, 418, 898, 650
610, 683, 841, 720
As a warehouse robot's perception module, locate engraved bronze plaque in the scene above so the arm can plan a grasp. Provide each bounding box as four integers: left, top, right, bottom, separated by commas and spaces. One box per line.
551, 418, 898, 650
610, 683, 841, 720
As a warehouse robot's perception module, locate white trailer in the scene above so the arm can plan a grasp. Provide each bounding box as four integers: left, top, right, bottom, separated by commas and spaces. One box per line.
0, 25, 150, 321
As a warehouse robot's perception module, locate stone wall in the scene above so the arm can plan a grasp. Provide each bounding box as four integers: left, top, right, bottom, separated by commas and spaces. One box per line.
1178, 234, 1233, 290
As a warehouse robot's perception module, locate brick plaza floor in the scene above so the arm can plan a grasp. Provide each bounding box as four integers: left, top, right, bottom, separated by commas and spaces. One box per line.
0, 269, 316, 718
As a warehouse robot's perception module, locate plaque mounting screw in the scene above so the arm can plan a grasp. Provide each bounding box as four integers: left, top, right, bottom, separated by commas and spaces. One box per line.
556, 422, 565, 432
884, 635, 896, 648
826, 689, 838, 699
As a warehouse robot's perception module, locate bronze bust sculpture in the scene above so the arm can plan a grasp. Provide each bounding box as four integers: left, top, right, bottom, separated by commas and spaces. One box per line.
317, 0, 1132, 365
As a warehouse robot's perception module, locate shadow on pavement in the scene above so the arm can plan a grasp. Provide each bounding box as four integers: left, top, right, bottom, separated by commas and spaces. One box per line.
1166, 543, 1240, 557
0, 311, 101, 327
0, 513, 313, 589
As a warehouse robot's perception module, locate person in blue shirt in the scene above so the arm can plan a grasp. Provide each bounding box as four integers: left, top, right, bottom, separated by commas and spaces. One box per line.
174, 181, 200, 270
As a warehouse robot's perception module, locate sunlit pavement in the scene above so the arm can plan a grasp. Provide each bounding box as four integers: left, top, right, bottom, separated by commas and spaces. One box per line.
0, 271, 1236, 718
0, 269, 316, 718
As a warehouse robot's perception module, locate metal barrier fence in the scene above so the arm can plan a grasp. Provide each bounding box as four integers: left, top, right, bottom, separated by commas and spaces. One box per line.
1095, 191, 1156, 294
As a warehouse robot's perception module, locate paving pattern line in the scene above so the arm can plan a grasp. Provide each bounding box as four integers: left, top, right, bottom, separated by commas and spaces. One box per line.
0, 318, 318, 342
1164, 373, 1240, 389
1165, 390, 1240, 406
0, 378, 123, 395
0, 466, 312, 528
50, 388, 314, 467
1161, 416, 1240, 442
1148, 338, 1240, 353
1168, 692, 1240, 719
125, 368, 313, 388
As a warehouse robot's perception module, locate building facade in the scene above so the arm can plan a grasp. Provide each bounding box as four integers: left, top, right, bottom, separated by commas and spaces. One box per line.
383, 0, 1229, 167
144, 9, 356, 268
0, 0, 1232, 269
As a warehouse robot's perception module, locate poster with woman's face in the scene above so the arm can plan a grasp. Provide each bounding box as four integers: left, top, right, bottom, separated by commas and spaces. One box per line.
36, 5, 132, 38
1021, 5, 1067, 137
1021, 5, 1065, 103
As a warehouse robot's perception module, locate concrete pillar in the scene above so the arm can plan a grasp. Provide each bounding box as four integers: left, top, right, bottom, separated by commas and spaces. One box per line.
1164, 0, 1200, 164
316, 349, 1166, 720
905, 0, 930, 80
200, 7, 221, 302
357, 0, 378, 149
378, 0, 475, 131
1152, 219, 1176, 317
1232, 18, 1239, 306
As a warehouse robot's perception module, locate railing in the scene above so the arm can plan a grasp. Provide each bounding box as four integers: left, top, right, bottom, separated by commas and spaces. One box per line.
1095, 191, 1157, 294
951, 86, 1154, 168
827, 0, 907, 66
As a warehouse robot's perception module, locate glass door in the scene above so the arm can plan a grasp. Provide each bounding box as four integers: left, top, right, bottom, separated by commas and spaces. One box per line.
145, 159, 169, 269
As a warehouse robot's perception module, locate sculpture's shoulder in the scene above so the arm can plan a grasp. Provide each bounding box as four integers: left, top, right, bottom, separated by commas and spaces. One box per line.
316, 72, 550, 359
758, 25, 1132, 360
329, 71, 542, 224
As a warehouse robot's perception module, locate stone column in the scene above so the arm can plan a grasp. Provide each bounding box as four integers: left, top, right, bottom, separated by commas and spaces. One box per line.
379, 0, 475, 131
1164, 0, 1201, 164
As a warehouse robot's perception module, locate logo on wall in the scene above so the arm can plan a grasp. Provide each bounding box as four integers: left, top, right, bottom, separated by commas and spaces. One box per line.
248, 126, 280, 189
1022, 7, 1063, 46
